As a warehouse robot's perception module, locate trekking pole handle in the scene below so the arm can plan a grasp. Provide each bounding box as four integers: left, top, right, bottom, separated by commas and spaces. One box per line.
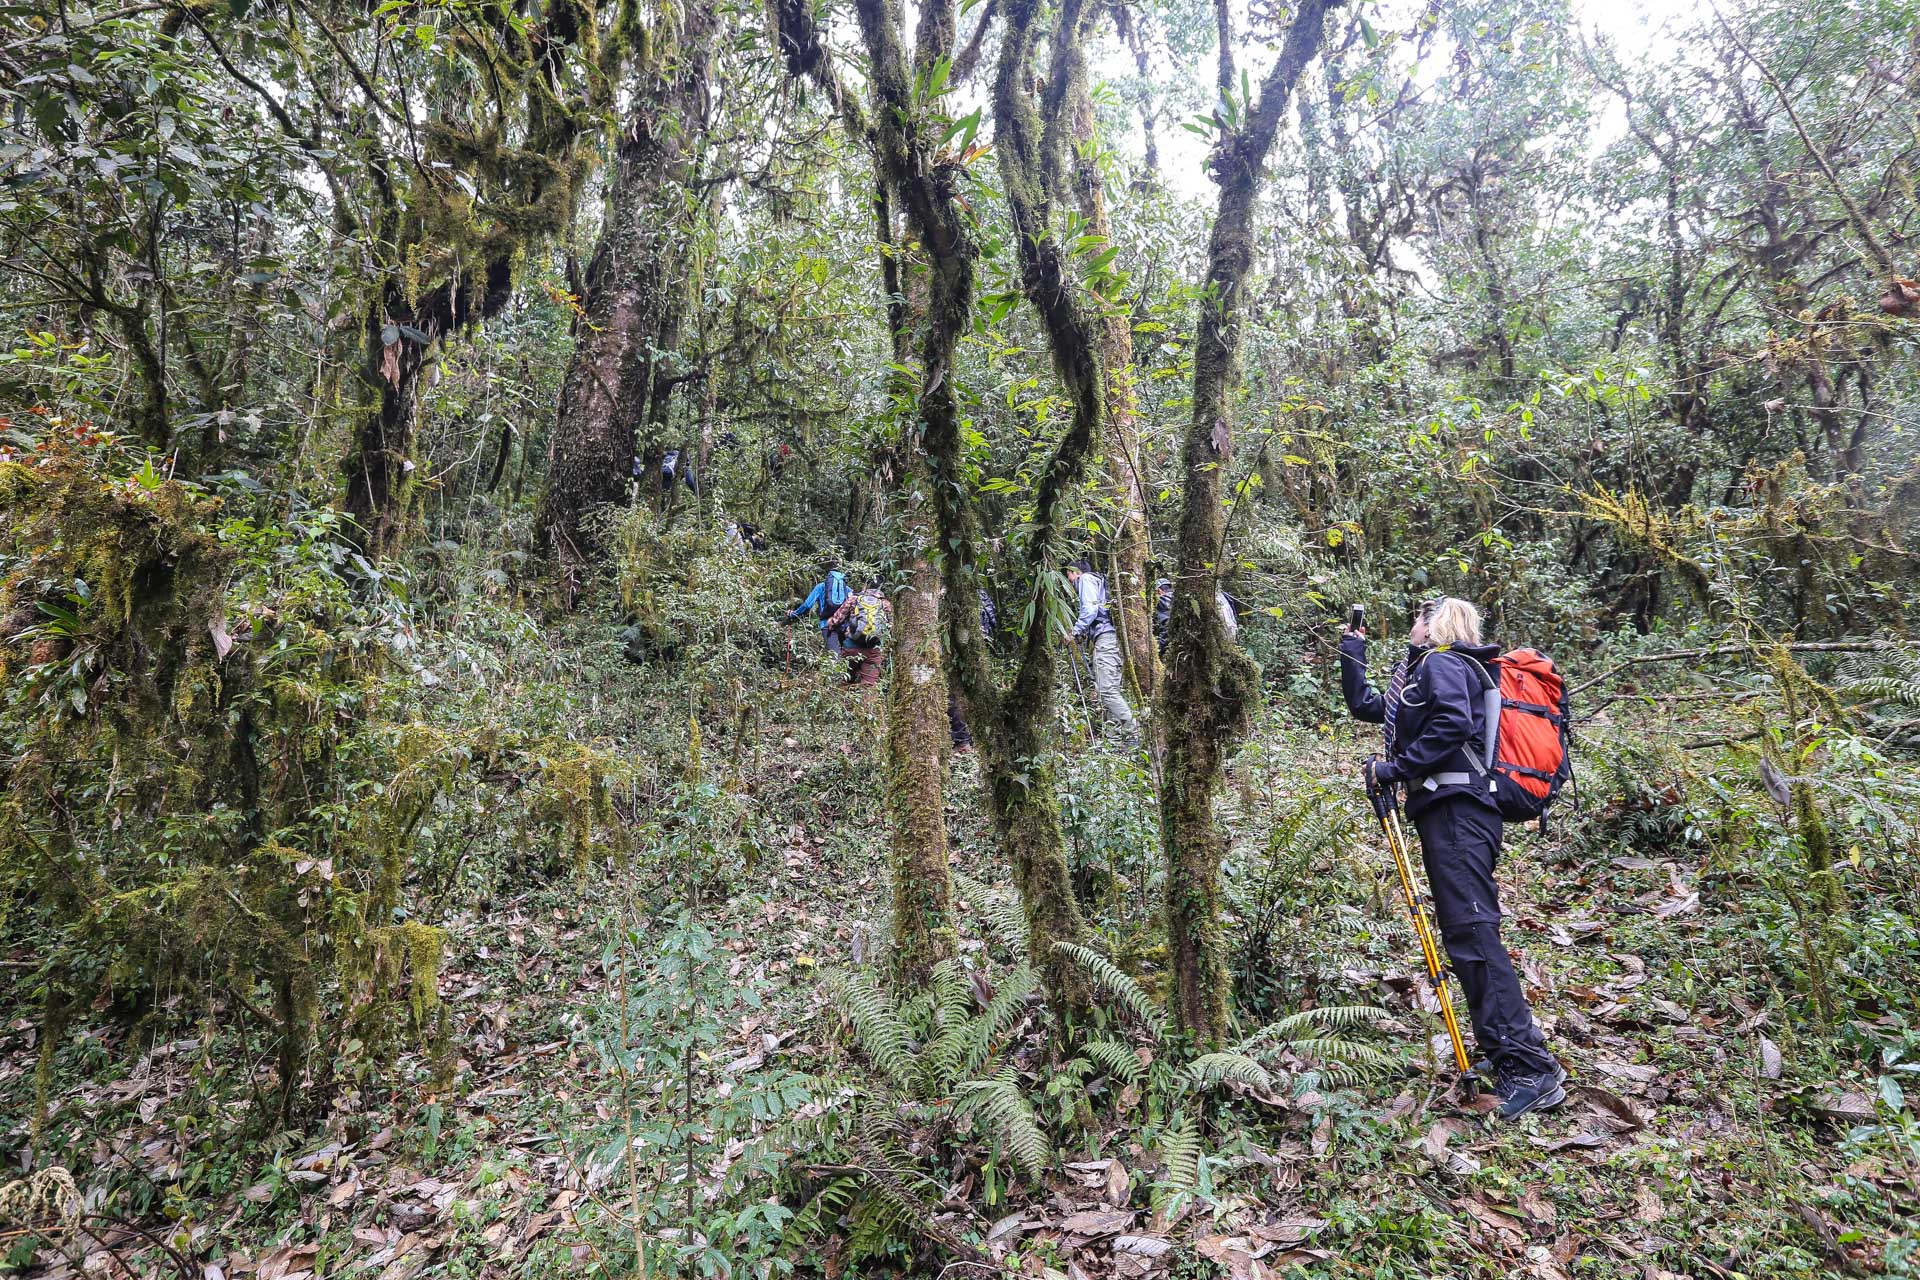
1364, 755, 1398, 819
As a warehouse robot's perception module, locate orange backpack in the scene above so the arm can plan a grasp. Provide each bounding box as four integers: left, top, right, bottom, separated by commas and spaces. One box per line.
1459, 648, 1573, 823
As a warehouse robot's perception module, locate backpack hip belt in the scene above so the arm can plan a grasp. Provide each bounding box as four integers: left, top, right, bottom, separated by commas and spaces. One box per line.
1420, 771, 1499, 793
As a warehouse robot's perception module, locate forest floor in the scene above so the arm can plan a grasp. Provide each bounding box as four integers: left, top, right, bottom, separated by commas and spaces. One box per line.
3, 643, 1915, 1280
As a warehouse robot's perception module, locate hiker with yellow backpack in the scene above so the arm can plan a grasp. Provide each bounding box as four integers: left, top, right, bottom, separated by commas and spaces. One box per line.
825, 582, 891, 688
1340, 596, 1572, 1120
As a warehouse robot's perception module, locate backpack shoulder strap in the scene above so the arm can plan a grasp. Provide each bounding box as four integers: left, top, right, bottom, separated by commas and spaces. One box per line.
1430, 648, 1502, 774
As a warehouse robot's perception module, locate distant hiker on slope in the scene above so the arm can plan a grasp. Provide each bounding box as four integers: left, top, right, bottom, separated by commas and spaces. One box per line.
1340, 596, 1568, 1120
1065, 558, 1140, 749
1154, 576, 1239, 655
825, 582, 891, 687
788, 563, 851, 657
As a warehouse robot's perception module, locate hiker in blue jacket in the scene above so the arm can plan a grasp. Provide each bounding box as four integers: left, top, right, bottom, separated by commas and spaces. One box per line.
1340, 596, 1565, 1120
788, 565, 851, 657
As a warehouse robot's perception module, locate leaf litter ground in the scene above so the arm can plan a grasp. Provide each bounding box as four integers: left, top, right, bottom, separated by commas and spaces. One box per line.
2, 672, 1913, 1279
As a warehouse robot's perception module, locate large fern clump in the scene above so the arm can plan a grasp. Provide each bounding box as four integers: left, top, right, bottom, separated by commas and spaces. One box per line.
1228, 793, 1368, 1020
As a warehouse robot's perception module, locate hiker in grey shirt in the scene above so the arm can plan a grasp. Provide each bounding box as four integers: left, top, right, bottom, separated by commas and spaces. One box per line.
1064, 558, 1140, 749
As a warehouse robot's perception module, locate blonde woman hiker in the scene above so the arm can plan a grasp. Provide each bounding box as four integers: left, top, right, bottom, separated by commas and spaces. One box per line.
1339, 595, 1568, 1120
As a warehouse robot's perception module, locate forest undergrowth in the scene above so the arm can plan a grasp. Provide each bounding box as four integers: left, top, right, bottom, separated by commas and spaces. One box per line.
4, 568, 1915, 1280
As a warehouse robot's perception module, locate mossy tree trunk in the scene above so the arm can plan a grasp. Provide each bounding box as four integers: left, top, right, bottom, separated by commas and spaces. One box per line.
1160, 0, 1337, 1049
342, 279, 427, 557
334, 0, 613, 558
884, 511, 955, 984
878, 191, 957, 988
540, 7, 716, 571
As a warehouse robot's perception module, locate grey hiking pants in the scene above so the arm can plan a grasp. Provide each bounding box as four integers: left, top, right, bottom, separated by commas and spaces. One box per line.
1087, 631, 1139, 747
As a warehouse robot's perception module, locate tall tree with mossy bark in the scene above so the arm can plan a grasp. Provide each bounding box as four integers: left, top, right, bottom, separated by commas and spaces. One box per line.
1160, 0, 1339, 1049
539, 0, 720, 571
317, 0, 636, 556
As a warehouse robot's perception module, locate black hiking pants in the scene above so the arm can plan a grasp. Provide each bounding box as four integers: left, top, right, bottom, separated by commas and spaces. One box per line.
1411, 796, 1556, 1079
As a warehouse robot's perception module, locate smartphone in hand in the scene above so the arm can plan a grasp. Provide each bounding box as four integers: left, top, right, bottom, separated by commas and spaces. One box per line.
1347, 603, 1365, 633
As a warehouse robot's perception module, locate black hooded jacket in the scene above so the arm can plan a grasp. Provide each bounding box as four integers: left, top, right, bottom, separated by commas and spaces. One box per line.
1339, 634, 1502, 816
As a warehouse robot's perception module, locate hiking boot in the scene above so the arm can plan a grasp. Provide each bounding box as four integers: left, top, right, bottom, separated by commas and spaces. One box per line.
1494, 1068, 1568, 1120
1474, 1057, 1567, 1088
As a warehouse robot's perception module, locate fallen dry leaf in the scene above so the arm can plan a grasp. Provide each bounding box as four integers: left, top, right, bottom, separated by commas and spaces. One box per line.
1649, 892, 1699, 919
1058, 1209, 1135, 1239
255, 1246, 318, 1280
1576, 1084, 1650, 1132
1112, 1235, 1172, 1257
1811, 1090, 1874, 1125
1247, 1217, 1327, 1244
1535, 1130, 1610, 1152
1519, 1189, 1557, 1226
1106, 1160, 1131, 1205
1420, 1121, 1482, 1176
1195, 1234, 1262, 1280
1461, 1195, 1528, 1239
986, 1211, 1027, 1243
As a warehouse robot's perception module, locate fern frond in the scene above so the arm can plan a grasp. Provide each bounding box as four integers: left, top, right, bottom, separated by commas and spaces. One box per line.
1052, 942, 1159, 1031
929, 957, 973, 1029
1240, 1003, 1390, 1047
954, 873, 1029, 958
1847, 674, 1920, 709
846, 1123, 984, 1263
835, 971, 915, 1092
1082, 1036, 1145, 1087
1285, 1035, 1399, 1084
962, 963, 1038, 1079
1049, 1058, 1095, 1095
1153, 1116, 1202, 1212
918, 962, 1038, 1091
844, 1193, 910, 1265
952, 871, 996, 916
955, 1067, 1051, 1183
786, 1174, 861, 1246
1185, 1051, 1275, 1093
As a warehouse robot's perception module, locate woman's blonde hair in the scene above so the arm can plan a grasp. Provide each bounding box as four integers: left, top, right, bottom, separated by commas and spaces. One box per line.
1425, 596, 1483, 647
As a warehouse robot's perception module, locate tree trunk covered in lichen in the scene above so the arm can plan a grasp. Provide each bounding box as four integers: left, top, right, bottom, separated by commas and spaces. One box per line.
541, 5, 715, 568
885, 514, 955, 984
1161, 0, 1336, 1049
878, 192, 957, 987
336, 0, 620, 558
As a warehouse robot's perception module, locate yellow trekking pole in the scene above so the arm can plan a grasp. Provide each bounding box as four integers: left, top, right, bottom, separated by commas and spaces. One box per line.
1368, 764, 1473, 1082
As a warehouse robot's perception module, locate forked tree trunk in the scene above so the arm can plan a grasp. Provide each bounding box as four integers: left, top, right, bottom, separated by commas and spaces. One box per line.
339, 0, 606, 559
1161, 0, 1336, 1048
851, 0, 1100, 1021
540, 12, 715, 569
